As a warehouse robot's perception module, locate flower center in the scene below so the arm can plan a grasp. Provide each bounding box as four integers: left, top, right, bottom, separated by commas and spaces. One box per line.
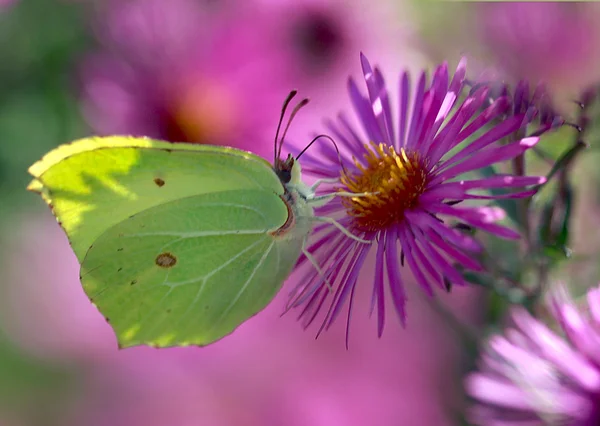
340, 142, 428, 231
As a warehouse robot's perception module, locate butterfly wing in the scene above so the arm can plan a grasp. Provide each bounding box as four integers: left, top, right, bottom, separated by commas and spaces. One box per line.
27, 136, 280, 260
81, 189, 301, 348
28, 136, 303, 347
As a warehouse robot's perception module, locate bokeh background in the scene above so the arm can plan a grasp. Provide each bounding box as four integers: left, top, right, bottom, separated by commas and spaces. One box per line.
2, 1, 600, 425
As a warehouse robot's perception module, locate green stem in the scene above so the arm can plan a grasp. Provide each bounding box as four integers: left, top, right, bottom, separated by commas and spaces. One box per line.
512, 149, 532, 252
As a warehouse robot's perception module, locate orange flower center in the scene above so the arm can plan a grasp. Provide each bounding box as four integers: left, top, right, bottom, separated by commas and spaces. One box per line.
340, 142, 429, 232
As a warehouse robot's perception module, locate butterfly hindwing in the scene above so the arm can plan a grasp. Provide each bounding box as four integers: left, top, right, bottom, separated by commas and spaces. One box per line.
81, 188, 301, 348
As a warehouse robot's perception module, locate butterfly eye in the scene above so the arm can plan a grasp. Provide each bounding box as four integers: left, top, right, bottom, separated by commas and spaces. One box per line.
276, 167, 292, 184
281, 169, 292, 183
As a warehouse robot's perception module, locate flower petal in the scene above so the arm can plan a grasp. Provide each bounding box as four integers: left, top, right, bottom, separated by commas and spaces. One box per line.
404, 71, 427, 151
348, 76, 384, 144
370, 230, 386, 337
398, 70, 410, 148
385, 226, 406, 325
408, 209, 483, 252
400, 227, 435, 295
433, 137, 540, 184
359, 53, 395, 146
435, 114, 526, 176
323, 242, 370, 332
431, 204, 521, 240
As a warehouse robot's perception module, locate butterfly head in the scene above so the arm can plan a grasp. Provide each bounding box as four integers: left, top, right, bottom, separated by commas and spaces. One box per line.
273, 90, 308, 183
274, 153, 301, 185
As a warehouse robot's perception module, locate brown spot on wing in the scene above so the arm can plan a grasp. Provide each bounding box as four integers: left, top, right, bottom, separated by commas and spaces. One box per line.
155, 252, 177, 268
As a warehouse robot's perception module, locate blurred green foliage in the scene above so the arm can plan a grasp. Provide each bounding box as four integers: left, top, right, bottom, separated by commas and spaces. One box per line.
0, 0, 93, 219
0, 336, 79, 426
0, 1, 93, 423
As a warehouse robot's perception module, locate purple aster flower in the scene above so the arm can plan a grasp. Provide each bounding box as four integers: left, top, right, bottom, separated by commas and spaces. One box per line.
465, 284, 600, 425
288, 54, 546, 339
468, 77, 565, 137
80, 0, 289, 157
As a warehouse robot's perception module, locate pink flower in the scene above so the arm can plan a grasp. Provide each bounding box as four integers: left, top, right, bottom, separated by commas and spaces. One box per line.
253, 0, 402, 86
477, 2, 600, 90
288, 54, 546, 339
466, 284, 600, 425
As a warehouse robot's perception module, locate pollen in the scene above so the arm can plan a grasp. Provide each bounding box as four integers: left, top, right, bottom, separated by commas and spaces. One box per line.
340, 142, 429, 231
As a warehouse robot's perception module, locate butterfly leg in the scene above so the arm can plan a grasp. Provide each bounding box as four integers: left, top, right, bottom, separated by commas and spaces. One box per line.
301, 237, 335, 292
309, 177, 340, 192
311, 216, 370, 244
308, 191, 375, 208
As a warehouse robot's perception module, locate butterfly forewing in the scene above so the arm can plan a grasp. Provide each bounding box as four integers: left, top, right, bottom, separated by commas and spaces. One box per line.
28, 136, 282, 260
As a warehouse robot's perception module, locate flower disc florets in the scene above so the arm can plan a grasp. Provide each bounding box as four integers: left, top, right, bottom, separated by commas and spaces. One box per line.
341, 143, 428, 231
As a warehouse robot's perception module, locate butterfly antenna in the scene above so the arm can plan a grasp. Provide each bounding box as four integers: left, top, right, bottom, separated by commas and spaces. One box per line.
297, 134, 350, 177
275, 90, 298, 165
278, 97, 310, 162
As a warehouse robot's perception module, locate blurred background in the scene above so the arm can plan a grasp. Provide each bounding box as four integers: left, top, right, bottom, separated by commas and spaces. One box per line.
2, 1, 600, 425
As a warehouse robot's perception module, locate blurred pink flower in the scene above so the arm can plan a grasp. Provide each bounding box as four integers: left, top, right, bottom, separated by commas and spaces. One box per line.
80, 0, 418, 158
1, 214, 484, 425
282, 0, 416, 104
252, 0, 389, 85
80, 0, 290, 158
221, 0, 417, 146
466, 284, 600, 425
1, 214, 115, 359
477, 2, 600, 91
